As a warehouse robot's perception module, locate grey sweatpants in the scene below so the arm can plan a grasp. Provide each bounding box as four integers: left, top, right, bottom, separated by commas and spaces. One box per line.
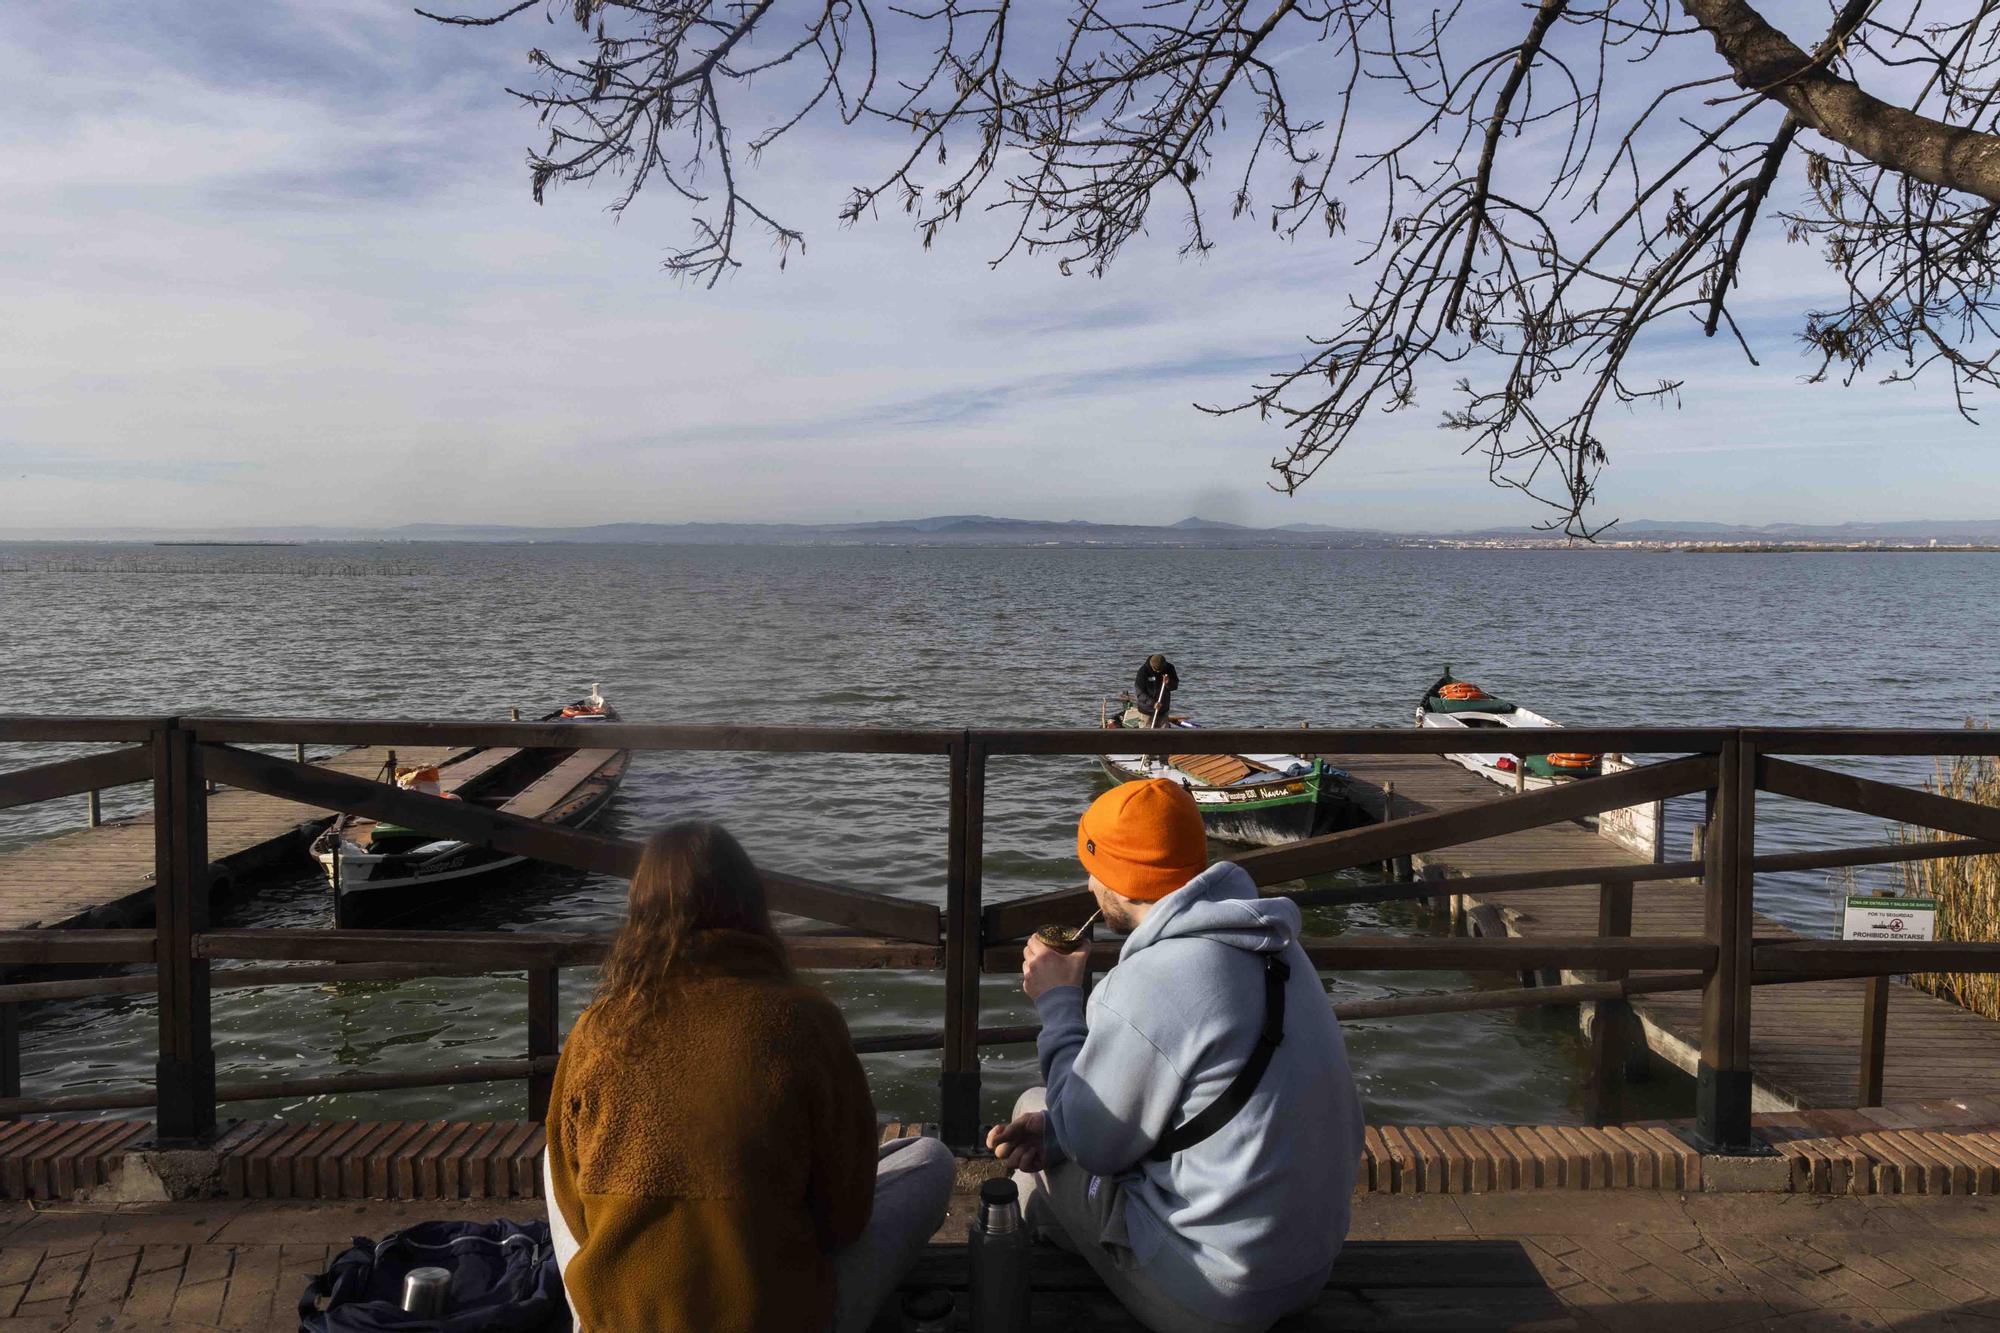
1009, 1089, 1280, 1333
543, 1135, 955, 1333
829, 1135, 957, 1331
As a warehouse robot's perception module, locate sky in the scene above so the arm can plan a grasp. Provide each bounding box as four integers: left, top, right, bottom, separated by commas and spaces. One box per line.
2, 0, 1996, 535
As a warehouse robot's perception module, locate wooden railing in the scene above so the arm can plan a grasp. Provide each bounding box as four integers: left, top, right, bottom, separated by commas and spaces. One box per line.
2, 717, 2000, 1153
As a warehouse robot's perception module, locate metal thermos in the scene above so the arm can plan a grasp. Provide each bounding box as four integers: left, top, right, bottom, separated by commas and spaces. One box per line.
400, 1266, 451, 1317
968, 1177, 1030, 1333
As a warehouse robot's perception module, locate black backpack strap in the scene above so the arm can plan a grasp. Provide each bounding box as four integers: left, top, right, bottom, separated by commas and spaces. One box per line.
1147, 952, 1290, 1163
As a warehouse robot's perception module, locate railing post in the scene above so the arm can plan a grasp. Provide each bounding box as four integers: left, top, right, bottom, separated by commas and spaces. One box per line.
86, 789, 102, 828
0, 991, 18, 1122
941, 735, 984, 1149
527, 965, 559, 1121
1587, 880, 1632, 1126
152, 720, 216, 1144
1695, 738, 1759, 1154
1859, 974, 1889, 1107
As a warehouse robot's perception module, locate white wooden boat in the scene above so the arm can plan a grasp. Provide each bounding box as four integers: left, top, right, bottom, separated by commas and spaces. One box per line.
1413, 669, 1601, 792
312, 687, 628, 925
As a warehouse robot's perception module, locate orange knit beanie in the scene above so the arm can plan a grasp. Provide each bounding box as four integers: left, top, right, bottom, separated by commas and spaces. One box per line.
1077, 779, 1208, 902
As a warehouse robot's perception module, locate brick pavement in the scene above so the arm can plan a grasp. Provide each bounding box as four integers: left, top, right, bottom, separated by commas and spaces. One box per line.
0, 1191, 1997, 1329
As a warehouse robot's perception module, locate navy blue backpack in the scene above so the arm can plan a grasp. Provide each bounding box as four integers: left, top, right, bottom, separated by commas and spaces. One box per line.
299, 1218, 569, 1332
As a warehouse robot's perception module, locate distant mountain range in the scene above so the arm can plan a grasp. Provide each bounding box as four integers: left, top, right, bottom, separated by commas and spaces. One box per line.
8, 515, 2000, 546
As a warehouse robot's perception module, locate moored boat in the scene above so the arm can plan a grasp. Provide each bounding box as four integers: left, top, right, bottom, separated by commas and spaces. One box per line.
312, 686, 629, 926
1414, 668, 1601, 791
1098, 701, 1339, 846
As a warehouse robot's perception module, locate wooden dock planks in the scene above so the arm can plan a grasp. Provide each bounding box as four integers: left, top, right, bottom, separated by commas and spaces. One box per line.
0, 745, 458, 932
1336, 753, 2000, 1111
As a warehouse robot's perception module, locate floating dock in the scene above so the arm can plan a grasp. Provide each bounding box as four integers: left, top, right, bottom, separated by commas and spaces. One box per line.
0, 746, 457, 931
1338, 753, 2000, 1110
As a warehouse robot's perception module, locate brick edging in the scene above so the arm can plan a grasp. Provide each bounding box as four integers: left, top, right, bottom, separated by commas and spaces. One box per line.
3, 1116, 1998, 1201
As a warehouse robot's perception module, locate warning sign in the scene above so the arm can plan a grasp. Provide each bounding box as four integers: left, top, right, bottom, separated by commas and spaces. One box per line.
1842, 896, 1938, 942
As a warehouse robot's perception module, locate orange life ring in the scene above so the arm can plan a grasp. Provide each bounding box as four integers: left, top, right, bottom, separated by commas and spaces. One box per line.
1439, 682, 1489, 701
1546, 752, 1600, 769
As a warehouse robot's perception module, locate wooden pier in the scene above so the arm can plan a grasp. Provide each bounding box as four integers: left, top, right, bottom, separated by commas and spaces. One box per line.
0, 716, 1997, 1160
1, 718, 2000, 1328
0, 745, 456, 932
1337, 753, 2000, 1111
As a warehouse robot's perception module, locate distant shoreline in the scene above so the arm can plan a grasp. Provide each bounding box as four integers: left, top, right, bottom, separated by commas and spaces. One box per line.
0, 536, 1992, 554
5, 511, 2000, 549
1673, 544, 2000, 555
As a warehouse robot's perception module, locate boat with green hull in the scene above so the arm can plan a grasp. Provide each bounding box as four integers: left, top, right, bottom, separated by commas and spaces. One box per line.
1415, 668, 1602, 790
1097, 707, 1340, 846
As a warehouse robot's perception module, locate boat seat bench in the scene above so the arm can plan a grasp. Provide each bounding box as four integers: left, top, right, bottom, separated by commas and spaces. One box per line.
499, 750, 619, 823
889, 1239, 1569, 1331
1169, 753, 1270, 787
434, 746, 520, 796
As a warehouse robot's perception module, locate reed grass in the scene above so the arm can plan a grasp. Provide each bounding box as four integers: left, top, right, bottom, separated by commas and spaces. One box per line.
1901, 741, 2000, 1019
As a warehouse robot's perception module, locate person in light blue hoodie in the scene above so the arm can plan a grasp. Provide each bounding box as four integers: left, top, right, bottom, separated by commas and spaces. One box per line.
987, 778, 1364, 1333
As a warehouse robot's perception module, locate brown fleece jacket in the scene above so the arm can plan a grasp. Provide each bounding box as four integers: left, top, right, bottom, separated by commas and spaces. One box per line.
546, 930, 877, 1332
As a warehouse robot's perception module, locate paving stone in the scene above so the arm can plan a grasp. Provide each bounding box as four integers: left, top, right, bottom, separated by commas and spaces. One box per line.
179, 1243, 232, 1290
4, 1185, 2000, 1329
75, 1246, 139, 1309
1612, 1233, 1757, 1305
135, 1243, 187, 1276
16, 1252, 80, 1309
170, 1274, 229, 1325
119, 1263, 183, 1324
217, 1243, 281, 1331
6, 1296, 75, 1328
0, 1255, 37, 1291
1454, 1190, 1690, 1234
1345, 1193, 1474, 1237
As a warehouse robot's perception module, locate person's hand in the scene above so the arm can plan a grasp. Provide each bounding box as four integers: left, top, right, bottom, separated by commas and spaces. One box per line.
986, 1110, 1049, 1173
1022, 933, 1091, 1000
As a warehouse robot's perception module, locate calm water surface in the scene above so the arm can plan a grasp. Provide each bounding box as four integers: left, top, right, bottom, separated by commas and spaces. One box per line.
1, 542, 1994, 1128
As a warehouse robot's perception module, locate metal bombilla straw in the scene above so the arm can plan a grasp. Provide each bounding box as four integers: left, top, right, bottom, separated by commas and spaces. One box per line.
1033, 908, 1101, 953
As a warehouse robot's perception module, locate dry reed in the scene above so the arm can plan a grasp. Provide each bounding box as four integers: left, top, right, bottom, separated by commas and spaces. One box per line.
1901, 742, 2000, 1019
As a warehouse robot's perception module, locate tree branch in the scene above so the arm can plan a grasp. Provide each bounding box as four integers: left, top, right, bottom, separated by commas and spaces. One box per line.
1680, 0, 2000, 202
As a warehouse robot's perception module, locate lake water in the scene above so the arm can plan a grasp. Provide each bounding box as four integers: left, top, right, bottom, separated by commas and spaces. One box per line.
1, 541, 1995, 1129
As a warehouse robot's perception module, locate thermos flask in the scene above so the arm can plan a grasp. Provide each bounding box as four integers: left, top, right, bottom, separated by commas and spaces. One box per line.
400, 1266, 451, 1316
968, 1177, 1029, 1333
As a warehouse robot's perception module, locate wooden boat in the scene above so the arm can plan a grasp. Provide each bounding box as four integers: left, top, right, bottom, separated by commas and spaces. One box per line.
1098, 701, 1339, 846
312, 687, 629, 926
1414, 669, 1601, 791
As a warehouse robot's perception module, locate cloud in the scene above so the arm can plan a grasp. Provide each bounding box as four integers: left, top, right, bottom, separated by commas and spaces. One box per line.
0, 0, 1995, 534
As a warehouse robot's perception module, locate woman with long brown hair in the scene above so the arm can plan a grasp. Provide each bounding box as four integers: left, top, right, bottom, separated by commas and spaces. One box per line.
544, 822, 954, 1332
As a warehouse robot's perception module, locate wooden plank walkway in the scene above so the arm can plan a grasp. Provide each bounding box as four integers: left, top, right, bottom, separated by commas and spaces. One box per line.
1336, 754, 2000, 1111
0, 746, 458, 931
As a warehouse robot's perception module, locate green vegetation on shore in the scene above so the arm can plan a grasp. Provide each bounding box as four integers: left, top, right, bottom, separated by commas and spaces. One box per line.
1903, 736, 2000, 1021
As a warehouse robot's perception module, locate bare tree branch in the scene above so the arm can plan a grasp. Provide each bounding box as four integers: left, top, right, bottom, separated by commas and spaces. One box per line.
1681, 0, 2000, 202
428, 0, 2000, 534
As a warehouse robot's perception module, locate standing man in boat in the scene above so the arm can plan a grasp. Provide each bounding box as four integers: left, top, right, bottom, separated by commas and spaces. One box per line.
1128, 652, 1180, 727
987, 779, 1365, 1332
